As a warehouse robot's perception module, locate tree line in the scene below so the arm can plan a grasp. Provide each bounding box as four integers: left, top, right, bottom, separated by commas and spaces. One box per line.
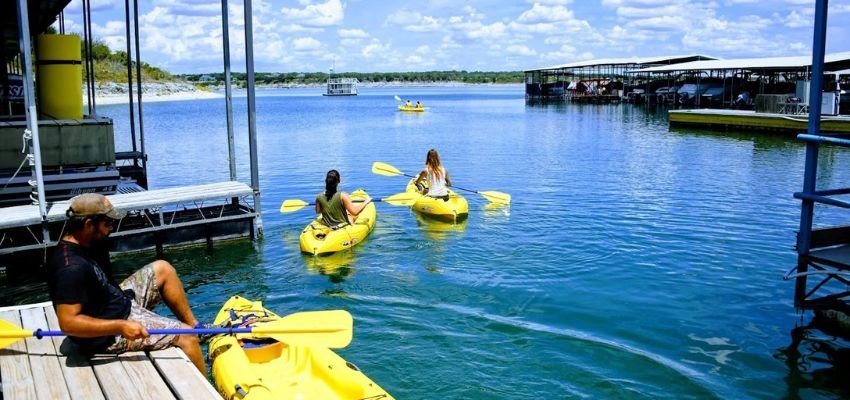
179, 71, 524, 86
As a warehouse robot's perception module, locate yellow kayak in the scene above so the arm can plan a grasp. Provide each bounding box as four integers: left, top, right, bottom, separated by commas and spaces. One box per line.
209, 295, 394, 400
398, 105, 425, 112
405, 179, 468, 222
299, 189, 376, 255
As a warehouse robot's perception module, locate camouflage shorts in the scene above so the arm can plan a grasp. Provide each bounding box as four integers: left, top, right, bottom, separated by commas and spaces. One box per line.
105, 263, 183, 353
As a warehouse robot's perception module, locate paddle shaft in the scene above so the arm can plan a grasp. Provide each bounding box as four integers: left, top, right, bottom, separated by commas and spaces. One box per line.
393, 171, 483, 196
28, 326, 340, 339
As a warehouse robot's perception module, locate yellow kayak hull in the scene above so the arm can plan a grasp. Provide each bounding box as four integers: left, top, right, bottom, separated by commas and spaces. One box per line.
299, 189, 376, 255
209, 295, 394, 400
398, 105, 424, 112
405, 179, 468, 222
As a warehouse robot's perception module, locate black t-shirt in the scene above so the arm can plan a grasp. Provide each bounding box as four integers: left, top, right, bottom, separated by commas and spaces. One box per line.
47, 240, 132, 352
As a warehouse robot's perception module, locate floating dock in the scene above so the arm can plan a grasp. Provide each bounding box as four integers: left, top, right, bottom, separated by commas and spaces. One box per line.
0, 181, 256, 258
669, 109, 850, 134
0, 302, 221, 399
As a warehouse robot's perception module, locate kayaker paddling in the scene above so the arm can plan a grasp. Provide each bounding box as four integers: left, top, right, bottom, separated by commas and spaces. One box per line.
316, 169, 372, 227
415, 148, 452, 201
47, 193, 206, 373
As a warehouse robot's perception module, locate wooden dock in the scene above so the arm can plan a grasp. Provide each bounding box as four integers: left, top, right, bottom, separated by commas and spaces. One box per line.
669, 109, 850, 134
0, 302, 221, 400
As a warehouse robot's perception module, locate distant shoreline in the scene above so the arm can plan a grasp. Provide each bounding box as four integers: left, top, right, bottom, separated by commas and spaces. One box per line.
86, 80, 520, 105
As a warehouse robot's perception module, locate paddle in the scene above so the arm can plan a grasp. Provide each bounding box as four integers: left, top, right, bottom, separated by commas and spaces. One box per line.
279, 193, 419, 213
394, 95, 402, 102
0, 310, 353, 350
371, 161, 511, 205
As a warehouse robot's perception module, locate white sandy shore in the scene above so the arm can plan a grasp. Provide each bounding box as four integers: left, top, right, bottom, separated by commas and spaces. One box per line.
87, 90, 223, 106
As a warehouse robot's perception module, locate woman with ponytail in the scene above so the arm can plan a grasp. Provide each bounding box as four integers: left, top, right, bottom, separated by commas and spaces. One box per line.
315, 169, 372, 226
414, 148, 452, 201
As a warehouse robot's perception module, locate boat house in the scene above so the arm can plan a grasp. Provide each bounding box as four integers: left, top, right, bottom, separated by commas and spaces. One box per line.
524, 55, 715, 101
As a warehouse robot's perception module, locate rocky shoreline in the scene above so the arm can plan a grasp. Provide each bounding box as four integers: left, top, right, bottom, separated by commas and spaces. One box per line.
86, 81, 222, 105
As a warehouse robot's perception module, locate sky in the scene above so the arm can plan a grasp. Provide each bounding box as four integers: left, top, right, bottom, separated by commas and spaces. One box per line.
56, 0, 850, 74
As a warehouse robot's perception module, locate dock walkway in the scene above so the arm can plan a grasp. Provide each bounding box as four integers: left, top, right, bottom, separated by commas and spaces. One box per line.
0, 302, 221, 400
669, 109, 850, 134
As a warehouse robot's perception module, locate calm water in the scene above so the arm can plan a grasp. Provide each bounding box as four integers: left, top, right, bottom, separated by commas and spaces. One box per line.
5, 85, 850, 399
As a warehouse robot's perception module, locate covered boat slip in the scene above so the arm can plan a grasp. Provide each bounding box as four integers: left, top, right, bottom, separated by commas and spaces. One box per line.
524, 55, 716, 100
0, 302, 221, 400
0, 180, 256, 256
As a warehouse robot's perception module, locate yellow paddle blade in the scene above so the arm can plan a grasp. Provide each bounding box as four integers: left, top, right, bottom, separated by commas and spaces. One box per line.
371, 161, 404, 177
381, 192, 419, 206
251, 310, 353, 348
0, 319, 32, 350
280, 199, 310, 213
479, 191, 511, 205
394, 95, 402, 101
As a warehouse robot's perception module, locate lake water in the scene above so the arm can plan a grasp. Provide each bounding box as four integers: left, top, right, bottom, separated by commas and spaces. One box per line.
6, 85, 850, 398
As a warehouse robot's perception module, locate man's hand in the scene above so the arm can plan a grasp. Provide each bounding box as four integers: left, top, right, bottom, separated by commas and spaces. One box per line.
120, 320, 149, 340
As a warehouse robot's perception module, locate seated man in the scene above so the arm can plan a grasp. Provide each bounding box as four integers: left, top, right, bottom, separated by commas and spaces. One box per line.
47, 193, 205, 373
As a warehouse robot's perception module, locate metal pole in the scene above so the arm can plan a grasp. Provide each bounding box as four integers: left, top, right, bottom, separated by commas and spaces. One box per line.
82, 0, 92, 116
84, 0, 96, 116
132, 0, 147, 179
15, 0, 48, 220
222, 0, 236, 181
124, 0, 137, 154
795, 0, 829, 305
244, 0, 263, 237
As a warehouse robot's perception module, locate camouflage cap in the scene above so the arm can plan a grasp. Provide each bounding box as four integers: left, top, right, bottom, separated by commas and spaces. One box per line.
67, 193, 126, 220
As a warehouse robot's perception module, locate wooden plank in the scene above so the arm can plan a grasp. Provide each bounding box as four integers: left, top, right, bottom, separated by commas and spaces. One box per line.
90, 355, 145, 400
43, 307, 105, 400
19, 307, 72, 400
0, 310, 37, 400
149, 347, 222, 400
116, 352, 176, 400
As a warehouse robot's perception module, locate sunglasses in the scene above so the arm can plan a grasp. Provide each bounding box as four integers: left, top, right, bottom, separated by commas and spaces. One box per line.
89, 215, 116, 228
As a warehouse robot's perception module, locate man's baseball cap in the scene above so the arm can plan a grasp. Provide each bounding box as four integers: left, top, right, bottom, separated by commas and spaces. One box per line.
67, 193, 126, 220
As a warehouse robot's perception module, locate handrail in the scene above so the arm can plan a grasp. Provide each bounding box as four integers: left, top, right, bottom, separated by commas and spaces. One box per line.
797, 134, 850, 147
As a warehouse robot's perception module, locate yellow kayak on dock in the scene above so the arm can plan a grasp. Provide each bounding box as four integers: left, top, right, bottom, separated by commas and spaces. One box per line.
299, 189, 376, 255
405, 179, 468, 223
209, 295, 394, 400
398, 105, 425, 112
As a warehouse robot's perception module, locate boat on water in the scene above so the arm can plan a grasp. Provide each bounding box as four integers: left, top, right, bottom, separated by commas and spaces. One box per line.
324, 77, 358, 96
398, 105, 425, 112
299, 189, 376, 255
405, 179, 468, 222
209, 295, 394, 400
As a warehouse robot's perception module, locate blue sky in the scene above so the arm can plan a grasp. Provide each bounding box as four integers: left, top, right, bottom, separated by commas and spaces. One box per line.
59, 0, 850, 74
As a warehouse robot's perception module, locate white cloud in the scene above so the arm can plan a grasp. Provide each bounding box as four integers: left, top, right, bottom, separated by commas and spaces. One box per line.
361, 39, 391, 58
525, 0, 573, 4
782, 10, 812, 27
292, 37, 322, 51
517, 4, 575, 24
337, 28, 369, 38
506, 44, 537, 56
385, 10, 443, 32
465, 22, 508, 40
281, 0, 344, 27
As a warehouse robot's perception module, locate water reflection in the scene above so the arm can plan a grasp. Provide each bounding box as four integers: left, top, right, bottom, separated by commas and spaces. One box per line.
302, 251, 356, 283
778, 315, 850, 398
414, 212, 468, 242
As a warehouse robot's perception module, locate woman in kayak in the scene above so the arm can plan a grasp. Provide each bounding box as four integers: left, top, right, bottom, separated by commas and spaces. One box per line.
316, 170, 372, 226
414, 148, 452, 201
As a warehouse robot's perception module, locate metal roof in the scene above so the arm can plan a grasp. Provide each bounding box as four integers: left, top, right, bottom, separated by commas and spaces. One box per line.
524, 55, 716, 73
632, 52, 850, 73
2, 0, 71, 58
